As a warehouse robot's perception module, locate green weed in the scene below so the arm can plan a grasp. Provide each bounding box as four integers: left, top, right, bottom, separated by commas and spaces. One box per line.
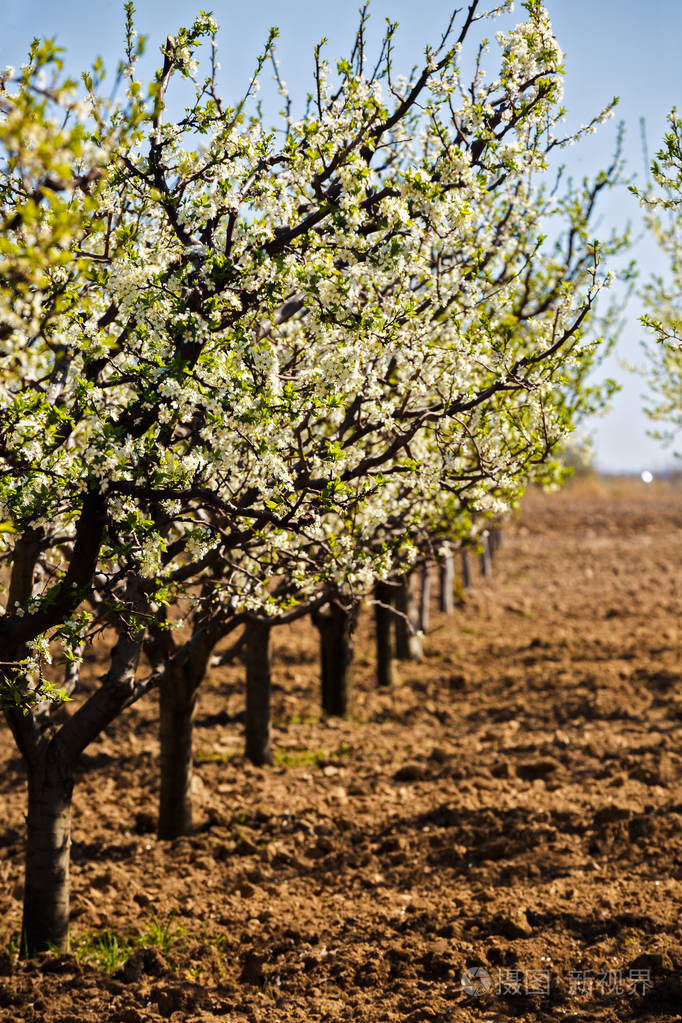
196, 748, 236, 764
72, 928, 131, 973
273, 747, 327, 768
140, 910, 184, 954
621, 931, 642, 953
72, 912, 184, 972
8, 914, 233, 980
287, 712, 320, 725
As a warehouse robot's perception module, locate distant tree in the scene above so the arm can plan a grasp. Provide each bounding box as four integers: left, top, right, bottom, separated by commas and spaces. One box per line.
636, 110, 682, 454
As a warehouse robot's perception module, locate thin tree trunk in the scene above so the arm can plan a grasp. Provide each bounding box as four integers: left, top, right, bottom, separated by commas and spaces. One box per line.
480, 533, 493, 578
374, 580, 395, 688
394, 572, 423, 661
156, 618, 220, 841
460, 550, 472, 589
439, 554, 454, 614
244, 619, 273, 766
315, 601, 356, 717
418, 563, 431, 633
156, 617, 239, 840
21, 754, 74, 955
158, 668, 197, 840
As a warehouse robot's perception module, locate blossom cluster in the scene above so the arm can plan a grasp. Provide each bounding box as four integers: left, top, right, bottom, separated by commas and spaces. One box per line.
0, 3, 621, 698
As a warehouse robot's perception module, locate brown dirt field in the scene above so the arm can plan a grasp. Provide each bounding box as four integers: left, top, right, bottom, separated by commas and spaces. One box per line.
1, 476, 681, 1023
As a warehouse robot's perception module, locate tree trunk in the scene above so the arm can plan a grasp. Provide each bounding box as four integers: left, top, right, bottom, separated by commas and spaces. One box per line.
394, 572, 423, 661
4, 576, 153, 958
315, 601, 356, 717
21, 753, 74, 956
460, 550, 472, 589
480, 533, 493, 578
8, 606, 144, 958
374, 580, 395, 688
418, 563, 431, 633
439, 554, 454, 614
158, 669, 197, 840
244, 619, 273, 766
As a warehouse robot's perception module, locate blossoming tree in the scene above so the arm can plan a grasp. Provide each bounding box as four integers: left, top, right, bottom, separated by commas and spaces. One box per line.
637, 111, 682, 454
0, 0, 622, 953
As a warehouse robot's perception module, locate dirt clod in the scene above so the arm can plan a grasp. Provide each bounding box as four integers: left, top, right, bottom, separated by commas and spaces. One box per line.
1, 480, 681, 1023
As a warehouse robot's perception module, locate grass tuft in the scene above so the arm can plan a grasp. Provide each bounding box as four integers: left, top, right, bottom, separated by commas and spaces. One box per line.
71, 911, 185, 973
273, 747, 327, 768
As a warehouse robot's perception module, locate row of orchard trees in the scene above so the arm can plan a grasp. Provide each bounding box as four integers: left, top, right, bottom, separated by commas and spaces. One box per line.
0, 0, 625, 956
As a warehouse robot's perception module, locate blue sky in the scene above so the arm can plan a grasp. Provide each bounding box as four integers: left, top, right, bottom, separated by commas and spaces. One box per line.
3, 1, 681, 472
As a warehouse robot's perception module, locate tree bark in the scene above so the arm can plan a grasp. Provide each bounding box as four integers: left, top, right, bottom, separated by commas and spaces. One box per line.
21, 750, 74, 956
394, 572, 423, 661
439, 554, 454, 614
158, 666, 198, 840
418, 563, 431, 633
5, 575, 162, 958
374, 580, 395, 688
6, 611, 145, 958
314, 601, 357, 717
460, 550, 472, 589
0, 490, 106, 651
156, 616, 244, 839
156, 614, 222, 841
480, 533, 493, 578
5, 529, 74, 957
244, 619, 273, 766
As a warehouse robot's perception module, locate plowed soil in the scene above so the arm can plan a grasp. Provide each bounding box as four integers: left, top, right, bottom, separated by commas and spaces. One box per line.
1, 476, 681, 1023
